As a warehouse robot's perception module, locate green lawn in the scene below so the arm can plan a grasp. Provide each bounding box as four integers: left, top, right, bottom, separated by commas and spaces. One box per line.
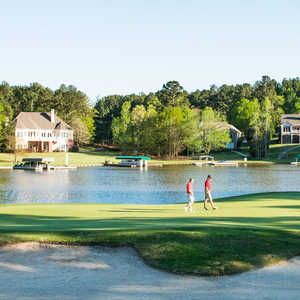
1, 192, 300, 276
0, 151, 194, 167
0, 151, 119, 167
0, 143, 299, 167
266, 144, 300, 163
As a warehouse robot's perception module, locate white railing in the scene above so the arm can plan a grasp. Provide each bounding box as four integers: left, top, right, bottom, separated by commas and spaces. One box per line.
282, 130, 300, 134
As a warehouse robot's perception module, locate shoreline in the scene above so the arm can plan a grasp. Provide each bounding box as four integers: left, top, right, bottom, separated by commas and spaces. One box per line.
0, 147, 298, 168
1, 157, 296, 168
0, 160, 295, 170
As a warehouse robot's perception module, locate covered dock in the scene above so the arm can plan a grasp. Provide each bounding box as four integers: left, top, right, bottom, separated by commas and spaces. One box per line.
116, 156, 151, 168
104, 156, 163, 168
291, 154, 300, 166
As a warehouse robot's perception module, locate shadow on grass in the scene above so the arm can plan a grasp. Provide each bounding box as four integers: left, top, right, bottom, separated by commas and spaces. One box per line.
1, 212, 300, 232
215, 191, 300, 203
266, 205, 300, 209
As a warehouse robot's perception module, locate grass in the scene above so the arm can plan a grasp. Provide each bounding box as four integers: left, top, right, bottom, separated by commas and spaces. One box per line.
0, 143, 299, 167
266, 144, 300, 163
213, 144, 300, 164
0, 151, 119, 167
1, 192, 300, 276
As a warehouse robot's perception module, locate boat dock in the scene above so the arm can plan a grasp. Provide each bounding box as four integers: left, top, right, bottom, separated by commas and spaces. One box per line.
291, 154, 300, 166
13, 157, 77, 171
104, 156, 163, 168
105, 161, 163, 168
116, 155, 151, 168
192, 155, 215, 166
192, 155, 238, 167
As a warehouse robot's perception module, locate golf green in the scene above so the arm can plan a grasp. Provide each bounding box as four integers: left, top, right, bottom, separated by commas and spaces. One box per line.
1, 192, 300, 276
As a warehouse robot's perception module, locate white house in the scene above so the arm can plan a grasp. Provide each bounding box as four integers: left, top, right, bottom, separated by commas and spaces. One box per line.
11, 109, 74, 152
280, 114, 300, 144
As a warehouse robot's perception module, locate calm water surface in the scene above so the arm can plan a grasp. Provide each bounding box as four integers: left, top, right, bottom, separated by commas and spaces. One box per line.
0, 165, 299, 204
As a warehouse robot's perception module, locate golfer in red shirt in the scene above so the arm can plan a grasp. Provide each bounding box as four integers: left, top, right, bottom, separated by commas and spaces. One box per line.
185, 178, 194, 212
204, 175, 217, 210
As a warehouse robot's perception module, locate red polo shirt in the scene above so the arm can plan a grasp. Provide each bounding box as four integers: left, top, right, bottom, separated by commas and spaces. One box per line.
205, 178, 211, 191
186, 182, 193, 194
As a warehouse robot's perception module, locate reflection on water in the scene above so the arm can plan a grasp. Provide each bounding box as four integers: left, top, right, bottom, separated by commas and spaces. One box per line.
0, 165, 299, 204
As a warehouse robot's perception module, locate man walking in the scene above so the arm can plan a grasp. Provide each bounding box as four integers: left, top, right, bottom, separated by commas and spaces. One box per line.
204, 175, 217, 210
185, 178, 194, 212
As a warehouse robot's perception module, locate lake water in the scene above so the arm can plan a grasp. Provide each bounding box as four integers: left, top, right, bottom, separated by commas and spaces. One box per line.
0, 165, 299, 205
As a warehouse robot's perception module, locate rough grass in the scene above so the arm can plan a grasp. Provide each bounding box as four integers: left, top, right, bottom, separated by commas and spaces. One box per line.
1, 192, 300, 276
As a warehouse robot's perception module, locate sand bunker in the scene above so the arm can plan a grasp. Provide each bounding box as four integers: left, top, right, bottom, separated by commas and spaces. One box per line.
0, 242, 300, 300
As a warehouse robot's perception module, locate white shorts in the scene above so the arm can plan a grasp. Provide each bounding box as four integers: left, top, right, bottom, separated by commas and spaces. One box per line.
205, 190, 212, 201
187, 194, 194, 204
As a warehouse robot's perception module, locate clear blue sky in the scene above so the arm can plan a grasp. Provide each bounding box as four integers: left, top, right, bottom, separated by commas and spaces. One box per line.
1, 0, 299, 102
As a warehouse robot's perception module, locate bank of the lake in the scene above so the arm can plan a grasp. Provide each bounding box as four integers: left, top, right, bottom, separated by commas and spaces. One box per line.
1, 144, 299, 168
1, 192, 300, 276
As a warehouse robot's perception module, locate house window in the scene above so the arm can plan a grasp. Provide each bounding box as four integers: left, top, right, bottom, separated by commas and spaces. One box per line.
283, 127, 290, 133
41, 132, 46, 137
28, 131, 36, 137
17, 131, 23, 137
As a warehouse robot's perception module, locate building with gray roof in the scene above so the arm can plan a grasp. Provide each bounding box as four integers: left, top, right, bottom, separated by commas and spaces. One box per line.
281, 114, 300, 144
11, 109, 74, 152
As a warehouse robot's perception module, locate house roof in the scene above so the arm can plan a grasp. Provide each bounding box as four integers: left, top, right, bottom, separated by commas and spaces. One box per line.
199, 121, 242, 134
281, 114, 300, 126
14, 112, 73, 131
215, 122, 242, 134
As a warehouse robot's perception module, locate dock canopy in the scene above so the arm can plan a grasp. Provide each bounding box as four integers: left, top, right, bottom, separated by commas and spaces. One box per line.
116, 156, 151, 160
22, 158, 54, 163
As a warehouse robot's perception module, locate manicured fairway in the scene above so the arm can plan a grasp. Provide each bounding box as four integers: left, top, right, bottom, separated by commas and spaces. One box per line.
1, 192, 300, 276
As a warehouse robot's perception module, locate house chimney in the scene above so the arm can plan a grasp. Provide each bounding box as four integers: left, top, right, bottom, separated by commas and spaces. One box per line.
51, 109, 55, 123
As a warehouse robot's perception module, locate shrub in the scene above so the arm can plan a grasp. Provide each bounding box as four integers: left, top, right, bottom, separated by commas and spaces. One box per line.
70, 145, 79, 152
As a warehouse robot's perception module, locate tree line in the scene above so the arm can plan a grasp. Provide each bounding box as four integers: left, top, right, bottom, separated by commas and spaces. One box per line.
0, 82, 95, 149
94, 76, 300, 158
0, 76, 299, 158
